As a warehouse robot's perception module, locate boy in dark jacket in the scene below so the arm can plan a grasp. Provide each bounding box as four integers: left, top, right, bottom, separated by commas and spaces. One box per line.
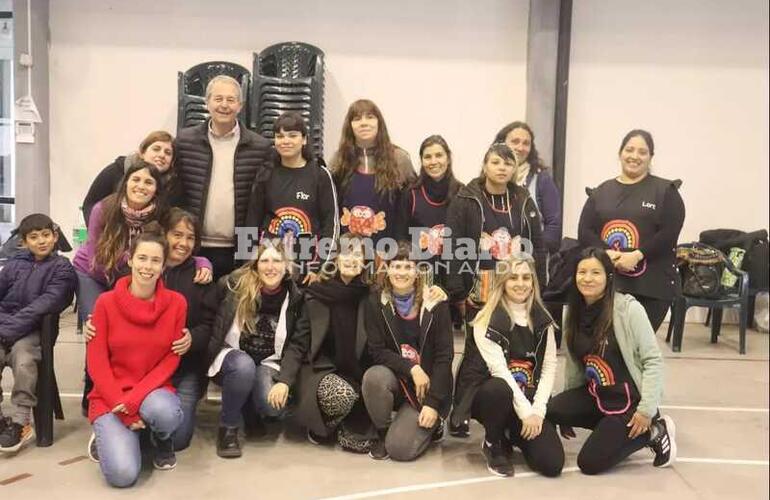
0, 214, 77, 452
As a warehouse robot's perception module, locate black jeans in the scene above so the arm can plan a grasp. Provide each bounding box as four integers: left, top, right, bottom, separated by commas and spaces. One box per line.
547, 385, 653, 475
471, 378, 564, 477
633, 295, 670, 333
199, 246, 236, 282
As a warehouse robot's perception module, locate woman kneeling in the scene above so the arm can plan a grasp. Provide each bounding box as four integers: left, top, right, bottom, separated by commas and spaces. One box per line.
87, 225, 187, 488
207, 241, 302, 458
453, 255, 564, 477
546, 247, 676, 474
363, 242, 454, 461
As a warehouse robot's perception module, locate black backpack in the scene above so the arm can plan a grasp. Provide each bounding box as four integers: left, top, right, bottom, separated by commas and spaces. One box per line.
676, 242, 726, 299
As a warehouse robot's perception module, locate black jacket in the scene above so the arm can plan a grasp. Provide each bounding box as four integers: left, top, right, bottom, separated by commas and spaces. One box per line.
162, 257, 219, 378
277, 290, 369, 436
0, 250, 76, 345
175, 121, 272, 231
451, 302, 554, 426
82, 155, 184, 226
245, 158, 339, 267
277, 292, 369, 387
364, 291, 454, 416
445, 177, 547, 302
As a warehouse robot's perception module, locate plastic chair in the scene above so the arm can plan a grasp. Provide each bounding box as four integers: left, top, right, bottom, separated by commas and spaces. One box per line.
251, 42, 325, 159
666, 257, 750, 354
176, 61, 251, 131
33, 313, 65, 447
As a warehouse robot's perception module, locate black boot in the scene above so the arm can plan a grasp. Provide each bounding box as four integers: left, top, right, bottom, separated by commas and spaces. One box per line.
217, 426, 242, 459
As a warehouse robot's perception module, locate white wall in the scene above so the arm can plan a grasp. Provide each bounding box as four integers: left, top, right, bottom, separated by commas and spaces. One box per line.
49, 0, 529, 244
564, 0, 769, 243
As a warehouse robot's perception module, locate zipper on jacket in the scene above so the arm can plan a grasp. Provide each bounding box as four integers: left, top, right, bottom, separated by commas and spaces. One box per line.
419, 313, 433, 359
381, 308, 402, 353
457, 192, 485, 276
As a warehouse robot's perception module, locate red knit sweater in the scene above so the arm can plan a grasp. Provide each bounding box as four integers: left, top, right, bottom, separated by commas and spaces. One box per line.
87, 276, 187, 425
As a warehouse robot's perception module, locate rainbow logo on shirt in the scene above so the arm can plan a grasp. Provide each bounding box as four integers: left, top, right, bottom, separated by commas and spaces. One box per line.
583, 354, 615, 387
508, 359, 535, 389
268, 207, 312, 237
601, 219, 647, 277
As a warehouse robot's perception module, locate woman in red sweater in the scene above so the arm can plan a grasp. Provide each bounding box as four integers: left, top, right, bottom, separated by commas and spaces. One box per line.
87, 224, 187, 488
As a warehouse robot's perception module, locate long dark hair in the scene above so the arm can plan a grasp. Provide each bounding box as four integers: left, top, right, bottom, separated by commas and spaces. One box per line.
565, 247, 616, 356
411, 134, 462, 198
95, 162, 167, 276
331, 99, 406, 196
493, 121, 547, 173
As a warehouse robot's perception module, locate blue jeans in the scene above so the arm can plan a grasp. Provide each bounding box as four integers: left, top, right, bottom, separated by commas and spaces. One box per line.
217, 350, 285, 427
93, 389, 182, 488
77, 271, 108, 410
171, 369, 203, 451
75, 270, 108, 321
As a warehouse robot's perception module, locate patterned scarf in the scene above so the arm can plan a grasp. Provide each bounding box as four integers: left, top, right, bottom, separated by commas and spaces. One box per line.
120, 197, 157, 240
515, 161, 531, 187
393, 291, 416, 318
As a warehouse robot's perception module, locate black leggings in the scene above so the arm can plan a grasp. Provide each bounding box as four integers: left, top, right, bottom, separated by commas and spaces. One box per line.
633, 295, 670, 333
547, 386, 652, 475
471, 378, 564, 477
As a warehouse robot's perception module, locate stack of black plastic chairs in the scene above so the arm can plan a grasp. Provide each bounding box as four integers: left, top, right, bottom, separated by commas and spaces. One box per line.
176, 61, 251, 131
251, 42, 325, 159
176, 43, 325, 159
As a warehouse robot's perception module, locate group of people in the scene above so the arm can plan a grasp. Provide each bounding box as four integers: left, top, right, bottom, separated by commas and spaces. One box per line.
0, 73, 685, 488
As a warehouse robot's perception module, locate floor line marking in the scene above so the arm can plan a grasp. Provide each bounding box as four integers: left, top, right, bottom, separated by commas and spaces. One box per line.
660, 405, 769, 413
677, 457, 769, 466
0, 473, 32, 486
318, 458, 768, 500
58, 455, 88, 466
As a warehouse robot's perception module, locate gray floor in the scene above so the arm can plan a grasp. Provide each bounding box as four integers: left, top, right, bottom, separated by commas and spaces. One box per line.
1, 309, 768, 499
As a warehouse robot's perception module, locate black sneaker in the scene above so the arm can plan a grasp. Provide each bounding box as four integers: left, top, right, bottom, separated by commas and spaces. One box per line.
217, 426, 242, 459
650, 415, 677, 468
151, 434, 177, 470
307, 429, 334, 446
87, 432, 99, 463
368, 439, 390, 460
449, 419, 470, 438
0, 422, 35, 453
481, 440, 514, 477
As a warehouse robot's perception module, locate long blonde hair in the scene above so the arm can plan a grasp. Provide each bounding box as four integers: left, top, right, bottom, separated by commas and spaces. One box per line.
228, 241, 290, 333
472, 255, 548, 329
